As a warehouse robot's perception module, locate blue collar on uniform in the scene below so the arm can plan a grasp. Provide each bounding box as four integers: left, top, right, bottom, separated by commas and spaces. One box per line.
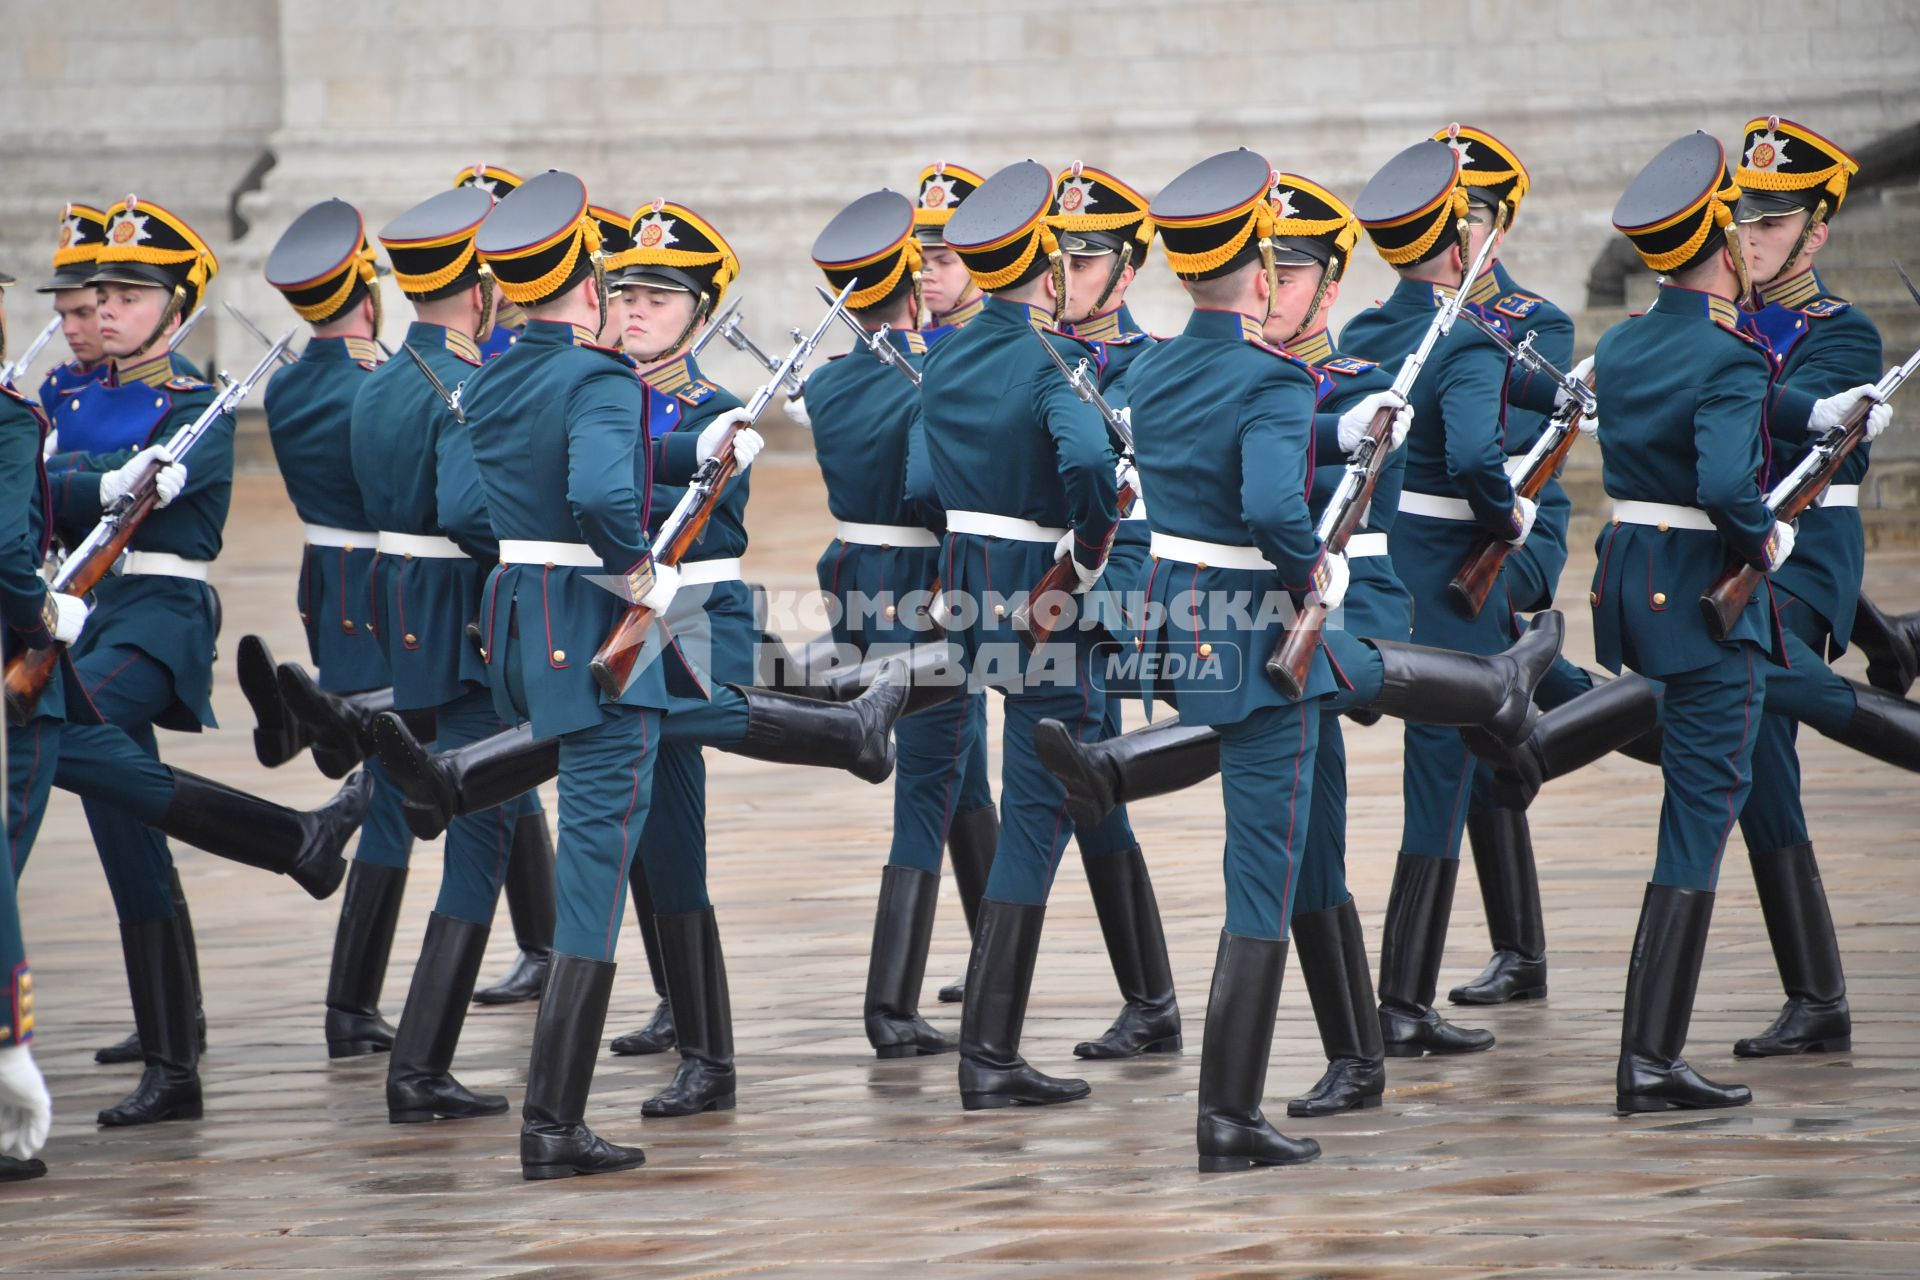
1182, 308, 1267, 342
1650, 282, 1742, 331
519, 318, 600, 349
404, 321, 482, 365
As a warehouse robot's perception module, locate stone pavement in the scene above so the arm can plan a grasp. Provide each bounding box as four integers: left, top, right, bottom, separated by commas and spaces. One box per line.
2, 460, 1917, 1278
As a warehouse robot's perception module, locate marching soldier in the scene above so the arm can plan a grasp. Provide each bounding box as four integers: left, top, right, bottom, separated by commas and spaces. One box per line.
1124, 148, 1335, 1170
1048, 163, 1182, 1061
259, 199, 420, 1060
908, 160, 998, 1005
1339, 141, 1537, 1059
37, 198, 373, 1126
35, 203, 113, 448
911, 159, 1118, 1111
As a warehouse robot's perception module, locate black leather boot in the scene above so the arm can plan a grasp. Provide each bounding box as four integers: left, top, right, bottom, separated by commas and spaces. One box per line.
957, 900, 1090, 1110
1365, 612, 1564, 748
99, 869, 207, 1064
937, 804, 997, 1004
325, 860, 406, 1057
1073, 847, 1181, 1058
726, 662, 909, 784
865, 865, 958, 1057
1036, 713, 1224, 831
472, 813, 555, 1005
1817, 680, 1920, 773
1450, 808, 1549, 1005
609, 860, 674, 1055
153, 769, 371, 900
373, 716, 556, 842
811, 643, 970, 718
386, 913, 510, 1123
643, 908, 737, 1116
98, 918, 202, 1126
1735, 843, 1850, 1057
1617, 883, 1751, 1113
1466, 672, 1664, 808
0, 1156, 46, 1181
1196, 931, 1320, 1172
1289, 898, 1386, 1117
275, 662, 399, 778
1851, 592, 1920, 696
237, 634, 308, 768
521, 952, 645, 1180
1377, 855, 1494, 1057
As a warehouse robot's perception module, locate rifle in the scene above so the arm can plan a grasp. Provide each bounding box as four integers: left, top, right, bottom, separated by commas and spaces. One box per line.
224, 303, 299, 368
1700, 327, 1920, 640
5, 328, 296, 724
1011, 331, 1138, 649
401, 343, 467, 424
813, 285, 921, 388
688, 296, 740, 360
1264, 223, 1501, 700
709, 300, 807, 398
168, 305, 207, 353
587, 280, 855, 698
0, 316, 62, 390
1445, 320, 1597, 616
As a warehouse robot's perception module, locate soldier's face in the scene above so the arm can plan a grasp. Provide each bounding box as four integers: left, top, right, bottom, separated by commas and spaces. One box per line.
1062, 254, 1133, 323
619, 286, 697, 361
95, 284, 170, 358
55, 288, 104, 365
919, 245, 971, 317
1261, 263, 1336, 344
1739, 211, 1825, 285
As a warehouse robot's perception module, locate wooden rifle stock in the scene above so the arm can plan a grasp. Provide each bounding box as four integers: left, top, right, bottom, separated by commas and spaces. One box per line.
586, 447, 744, 700
1010, 480, 1137, 650
1698, 401, 1872, 641
1446, 375, 1594, 618
4, 481, 164, 726
1263, 408, 1396, 701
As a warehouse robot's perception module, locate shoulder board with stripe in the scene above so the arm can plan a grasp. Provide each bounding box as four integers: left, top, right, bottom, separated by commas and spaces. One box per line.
1802, 297, 1851, 318
1041, 328, 1109, 376
1462, 302, 1513, 339
1493, 291, 1542, 320
1, 381, 33, 408
1247, 337, 1314, 374
677, 379, 718, 406
1705, 294, 1742, 333
1320, 355, 1377, 376
164, 376, 210, 392
444, 331, 483, 366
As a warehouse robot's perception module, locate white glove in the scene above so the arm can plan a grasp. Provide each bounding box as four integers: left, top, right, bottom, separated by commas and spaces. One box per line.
42, 430, 58, 460
1337, 391, 1411, 455
50, 592, 89, 644
1310, 550, 1350, 612
1504, 494, 1539, 548
1556, 355, 1595, 409
1053, 530, 1106, 595
697, 409, 764, 468
638, 561, 681, 615
1808, 383, 1890, 438
100, 445, 187, 509
1116, 458, 1140, 498
0, 1044, 51, 1162
1762, 519, 1797, 573
784, 388, 811, 430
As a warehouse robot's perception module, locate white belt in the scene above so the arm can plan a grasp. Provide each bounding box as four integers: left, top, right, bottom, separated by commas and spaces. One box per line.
1398, 491, 1476, 522
1817, 485, 1859, 509
1149, 532, 1275, 572
499, 539, 599, 567
679, 557, 743, 586
1610, 500, 1715, 532
836, 521, 941, 549
377, 531, 467, 560
946, 511, 1068, 543
120, 551, 209, 581
304, 524, 376, 550
1346, 532, 1389, 558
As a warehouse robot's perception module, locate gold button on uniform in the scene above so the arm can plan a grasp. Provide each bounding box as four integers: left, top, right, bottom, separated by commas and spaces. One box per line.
993, 604, 1006, 617
342, 619, 355, 633
1589, 591, 1600, 605
1656, 521, 1669, 533
479, 648, 489, 662
404, 633, 417, 645
1199, 643, 1214, 658
1652, 592, 1667, 605
883, 605, 897, 619
552, 649, 566, 662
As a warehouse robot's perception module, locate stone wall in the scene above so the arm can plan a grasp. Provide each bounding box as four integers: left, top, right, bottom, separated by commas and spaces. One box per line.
4, 0, 1916, 504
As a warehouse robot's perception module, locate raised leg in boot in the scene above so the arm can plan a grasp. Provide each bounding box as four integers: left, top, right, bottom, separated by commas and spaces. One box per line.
1197, 932, 1320, 1172
865, 865, 957, 1057
237, 634, 309, 768
642, 908, 737, 1116
1850, 592, 1920, 697
153, 768, 372, 900
386, 913, 510, 1123
473, 811, 555, 1005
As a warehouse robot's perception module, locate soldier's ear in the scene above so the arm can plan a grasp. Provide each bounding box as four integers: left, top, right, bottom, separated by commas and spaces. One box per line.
1803, 219, 1830, 258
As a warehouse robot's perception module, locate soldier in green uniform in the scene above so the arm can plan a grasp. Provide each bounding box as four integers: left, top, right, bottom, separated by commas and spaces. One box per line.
260, 199, 421, 1060
911, 159, 1120, 1112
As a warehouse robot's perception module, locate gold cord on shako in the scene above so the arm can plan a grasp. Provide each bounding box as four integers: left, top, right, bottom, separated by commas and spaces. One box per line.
1051, 161, 1156, 317
88, 193, 220, 354
604, 198, 742, 364
1733, 115, 1860, 294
